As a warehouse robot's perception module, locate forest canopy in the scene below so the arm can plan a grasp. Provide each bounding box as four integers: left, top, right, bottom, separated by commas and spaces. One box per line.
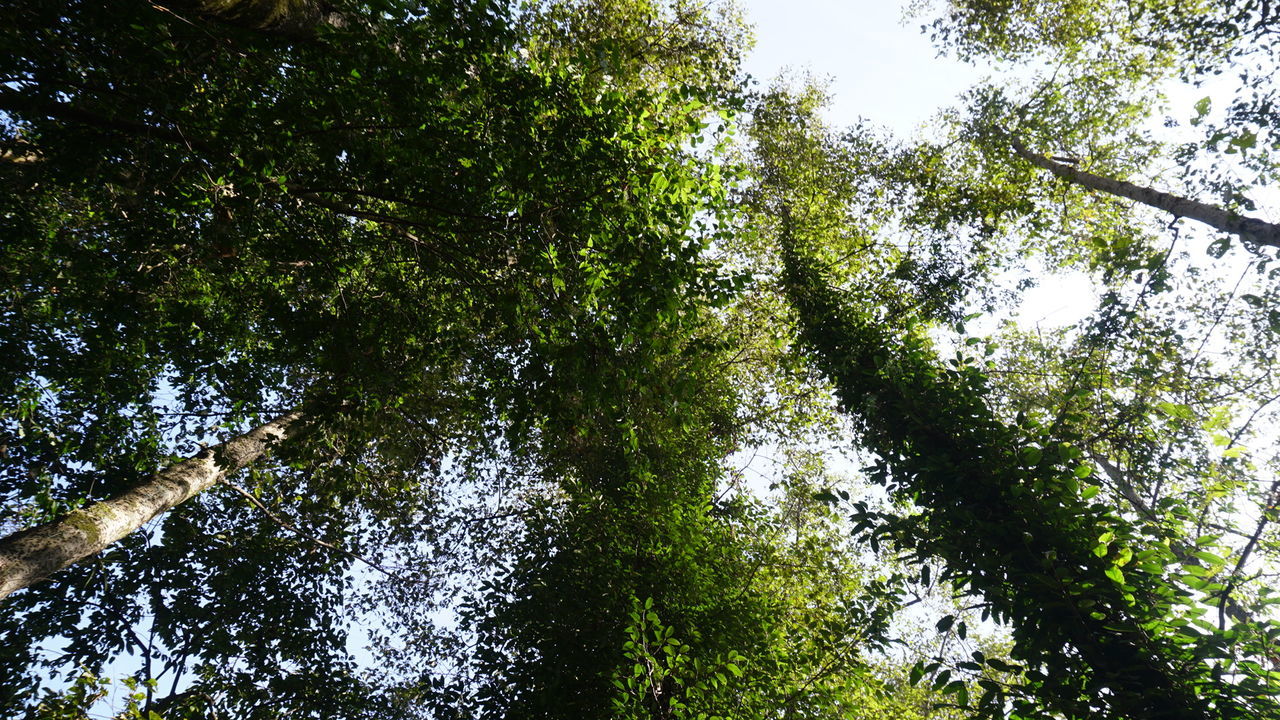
2, 0, 1280, 718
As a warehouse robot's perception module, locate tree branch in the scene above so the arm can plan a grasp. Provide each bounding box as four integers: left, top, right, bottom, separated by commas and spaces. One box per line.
1006, 133, 1280, 250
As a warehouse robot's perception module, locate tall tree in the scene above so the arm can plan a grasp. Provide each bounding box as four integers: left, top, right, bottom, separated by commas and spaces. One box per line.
910, 0, 1280, 260
0, 0, 752, 714
0, 408, 307, 599
909, 0, 1280, 668
746, 86, 1280, 720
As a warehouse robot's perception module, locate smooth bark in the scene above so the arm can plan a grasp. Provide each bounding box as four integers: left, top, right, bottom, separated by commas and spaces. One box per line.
1009, 136, 1280, 250
0, 409, 307, 599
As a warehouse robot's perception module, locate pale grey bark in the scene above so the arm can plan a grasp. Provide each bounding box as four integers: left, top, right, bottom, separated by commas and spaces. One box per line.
0, 409, 307, 599
1009, 137, 1280, 250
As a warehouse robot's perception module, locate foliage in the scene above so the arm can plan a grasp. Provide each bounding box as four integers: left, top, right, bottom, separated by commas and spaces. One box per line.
8, 1, 1280, 719
0, 0, 767, 715
748, 87, 1280, 719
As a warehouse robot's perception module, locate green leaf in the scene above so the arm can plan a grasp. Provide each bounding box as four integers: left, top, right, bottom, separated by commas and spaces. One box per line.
1231, 130, 1257, 149
986, 658, 1018, 673
1192, 96, 1211, 125
932, 669, 952, 691
1155, 402, 1194, 420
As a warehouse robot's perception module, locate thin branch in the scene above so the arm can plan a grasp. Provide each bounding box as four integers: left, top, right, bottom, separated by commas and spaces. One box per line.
1218, 477, 1280, 629
223, 481, 400, 579
1007, 132, 1280, 250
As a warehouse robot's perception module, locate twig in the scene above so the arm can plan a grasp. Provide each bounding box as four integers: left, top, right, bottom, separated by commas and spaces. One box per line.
1217, 477, 1280, 629
223, 481, 399, 579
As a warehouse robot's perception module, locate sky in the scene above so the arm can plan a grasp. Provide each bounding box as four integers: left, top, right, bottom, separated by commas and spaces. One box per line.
737, 0, 975, 133
735, 0, 1097, 330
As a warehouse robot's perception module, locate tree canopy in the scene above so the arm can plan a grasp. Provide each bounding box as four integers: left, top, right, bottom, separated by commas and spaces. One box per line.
2, 1, 1279, 719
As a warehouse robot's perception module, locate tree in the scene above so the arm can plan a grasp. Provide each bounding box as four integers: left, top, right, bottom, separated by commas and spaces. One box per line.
10, 1, 1280, 718
4, 3, 947, 719
0, 408, 307, 599
914, 0, 1280, 650
0, 0, 757, 714
911, 0, 1280, 259
745, 85, 1280, 719
715, 4, 1280, 719
1005, 131, 1280, 249
373, 303, 913, 720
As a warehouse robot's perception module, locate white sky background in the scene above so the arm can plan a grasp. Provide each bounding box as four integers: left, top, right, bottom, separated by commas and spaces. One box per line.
739, 0, 972, 133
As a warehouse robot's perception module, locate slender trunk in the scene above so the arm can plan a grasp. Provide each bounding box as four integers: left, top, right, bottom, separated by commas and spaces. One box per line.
0, 409, 307, 599
1009, 136, 1280, 250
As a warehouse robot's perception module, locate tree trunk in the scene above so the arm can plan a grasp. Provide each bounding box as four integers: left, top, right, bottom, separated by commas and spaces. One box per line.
0, 409, 307, 599
1009, 136, 1280, 250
